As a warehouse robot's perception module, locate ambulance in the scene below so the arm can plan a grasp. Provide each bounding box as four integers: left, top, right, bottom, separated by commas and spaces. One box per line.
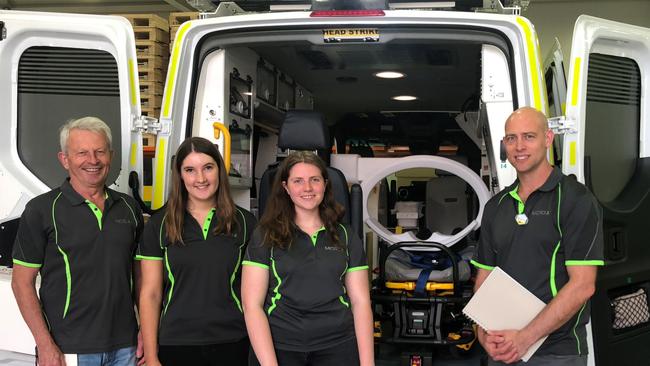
1, 1, 649, 364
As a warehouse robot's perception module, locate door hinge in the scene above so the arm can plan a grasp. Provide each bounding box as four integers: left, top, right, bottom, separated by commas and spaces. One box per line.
548, 116, 577, 135
0, 22, 6, 41
146, 117, 171, 136
132, 115, 157, 133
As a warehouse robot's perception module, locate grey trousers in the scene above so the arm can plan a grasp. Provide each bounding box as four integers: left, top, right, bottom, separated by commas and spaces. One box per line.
487, 354, 587, 366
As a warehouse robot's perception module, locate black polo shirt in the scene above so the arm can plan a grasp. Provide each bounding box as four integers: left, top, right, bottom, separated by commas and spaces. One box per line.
472, 167, 604, 356
12, 179, 143, 354
243, 223, 368, 352
136, 206, 256, 346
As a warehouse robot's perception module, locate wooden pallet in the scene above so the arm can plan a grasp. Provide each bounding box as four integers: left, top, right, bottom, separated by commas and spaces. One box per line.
137, 56, 168, 72
139, 81, 164, 96
136, 40, 168, 57
142, 133, 157, 147
141, 107, 161, 118
116, 13, 169, 31
139, 68, 164, 83
133, 27, 169, 43
141, 94, 163, 109
170, 25, 181, 45
169, 12, 199, 26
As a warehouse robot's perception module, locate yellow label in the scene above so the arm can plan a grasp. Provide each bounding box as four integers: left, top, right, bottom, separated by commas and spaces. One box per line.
323, 28, 379, 43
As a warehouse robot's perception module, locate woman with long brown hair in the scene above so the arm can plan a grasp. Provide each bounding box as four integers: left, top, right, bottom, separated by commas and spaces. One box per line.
137, 137, 256, 366
242, 151, 373, 366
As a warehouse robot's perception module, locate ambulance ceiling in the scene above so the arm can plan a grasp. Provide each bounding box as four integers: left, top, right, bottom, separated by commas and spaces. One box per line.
253, 42, 481, 120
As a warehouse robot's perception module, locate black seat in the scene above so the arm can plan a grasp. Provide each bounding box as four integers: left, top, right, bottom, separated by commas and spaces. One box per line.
258, 111, 362, 237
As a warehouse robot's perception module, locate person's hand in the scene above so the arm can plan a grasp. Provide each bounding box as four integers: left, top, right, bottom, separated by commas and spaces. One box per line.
145, 359, 162, 366
36, 341, 65, 366
136, 331, 145, 366
489, 329, 534, 364
477, 327, 504, 360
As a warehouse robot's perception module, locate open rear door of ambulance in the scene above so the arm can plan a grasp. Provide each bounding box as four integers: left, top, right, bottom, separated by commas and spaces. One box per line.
543, 38, 567, 166
0, 10, 144, 227
0, 12, 143, 355
564, 15, 650, 366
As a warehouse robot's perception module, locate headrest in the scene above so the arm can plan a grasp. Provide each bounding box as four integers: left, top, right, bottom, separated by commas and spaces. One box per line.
278, 110, 331, 150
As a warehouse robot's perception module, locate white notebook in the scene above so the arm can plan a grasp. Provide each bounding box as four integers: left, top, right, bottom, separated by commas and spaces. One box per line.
463, 267, 548, 362
64, 354, 78, 366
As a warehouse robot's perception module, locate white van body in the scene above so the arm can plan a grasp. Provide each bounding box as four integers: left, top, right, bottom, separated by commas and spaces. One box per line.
1, 4, 649, 365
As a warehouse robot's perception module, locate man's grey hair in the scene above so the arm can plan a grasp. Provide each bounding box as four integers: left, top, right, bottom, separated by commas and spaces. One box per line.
59, 116, 113, 153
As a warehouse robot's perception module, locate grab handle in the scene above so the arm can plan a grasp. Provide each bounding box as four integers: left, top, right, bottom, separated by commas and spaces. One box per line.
212, 122, 231, 173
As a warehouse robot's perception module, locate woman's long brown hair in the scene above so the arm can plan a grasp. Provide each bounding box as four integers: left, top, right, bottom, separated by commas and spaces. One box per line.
165, 137, 237, 244
260, 151, 344, 249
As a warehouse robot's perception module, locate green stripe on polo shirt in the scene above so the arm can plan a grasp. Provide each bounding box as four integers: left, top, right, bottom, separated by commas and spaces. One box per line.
230, 209, 246, 312
242, 261, 269, 269
470, 260, 494, 270
202, 208, 216, 240
57, 245, 72, 318
135, 255, 163, 261
508, 186, 525, 214
267, 248, 282, 315
120, 196, 138, 226
310, 226, 326, 246
550, 183, 563, 298
566, 260, 605, 266
52, 192, 63, 243
573, 302, 588, 355
339, 295, 350, 308
347, 265, 368, 272
85, 200, 103, 230
550, 241, 561, 297
163, 250, 175, 315
12, 259, 42, 268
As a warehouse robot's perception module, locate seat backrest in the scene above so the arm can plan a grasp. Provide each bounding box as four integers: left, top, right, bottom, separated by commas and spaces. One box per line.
425, 171, 468, 235
258, 111, 351, 225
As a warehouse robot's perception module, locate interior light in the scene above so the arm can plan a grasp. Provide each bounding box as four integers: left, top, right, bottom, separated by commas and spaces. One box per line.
375, 71, 405, 79
392, 95, 417, 101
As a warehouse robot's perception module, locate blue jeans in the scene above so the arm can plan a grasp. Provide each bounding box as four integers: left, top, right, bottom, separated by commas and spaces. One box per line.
488, 354, 587, 366
76, 346, 136, 366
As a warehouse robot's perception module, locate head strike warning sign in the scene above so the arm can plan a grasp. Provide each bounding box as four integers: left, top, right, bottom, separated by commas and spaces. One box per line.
323, 28, 379, 43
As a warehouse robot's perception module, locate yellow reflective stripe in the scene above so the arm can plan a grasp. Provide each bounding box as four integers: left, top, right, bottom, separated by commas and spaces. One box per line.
153, 137, 167, 209
163, 22, 192, 118
130, 142, 137, 169
571, 57, 582, 106
516, 17, 544, 111
569, 141, 577, 166
128, 58, 137, 106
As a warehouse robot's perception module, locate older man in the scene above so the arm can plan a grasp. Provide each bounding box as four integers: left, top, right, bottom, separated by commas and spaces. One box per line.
472, 107, 604, 365
12, 117, 143, 366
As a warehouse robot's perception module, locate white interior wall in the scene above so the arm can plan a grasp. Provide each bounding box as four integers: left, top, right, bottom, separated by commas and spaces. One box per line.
523, 0, 650, 72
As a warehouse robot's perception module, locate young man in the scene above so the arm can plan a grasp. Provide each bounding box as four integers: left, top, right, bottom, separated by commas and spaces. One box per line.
12, 117, 144, 366
472, 107, 604, 365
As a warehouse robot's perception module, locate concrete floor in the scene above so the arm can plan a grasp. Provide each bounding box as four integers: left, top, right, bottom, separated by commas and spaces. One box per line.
1, 344, 486, 365
0, 350, 33, 365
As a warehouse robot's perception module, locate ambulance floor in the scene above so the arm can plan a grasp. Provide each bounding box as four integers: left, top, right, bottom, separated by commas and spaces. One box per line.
376, 342, 485, 366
